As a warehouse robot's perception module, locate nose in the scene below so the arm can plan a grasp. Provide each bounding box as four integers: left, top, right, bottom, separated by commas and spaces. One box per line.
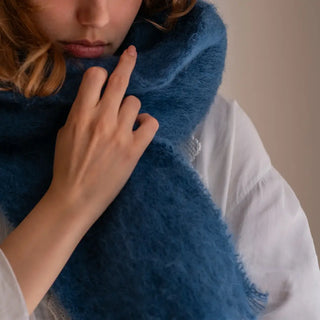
76, 0, 110, 28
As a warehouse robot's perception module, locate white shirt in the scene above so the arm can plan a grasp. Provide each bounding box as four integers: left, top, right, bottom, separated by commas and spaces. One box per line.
0, 93, 319, 319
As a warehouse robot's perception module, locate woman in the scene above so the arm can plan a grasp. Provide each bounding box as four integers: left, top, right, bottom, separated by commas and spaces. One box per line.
0, 0, 319, 319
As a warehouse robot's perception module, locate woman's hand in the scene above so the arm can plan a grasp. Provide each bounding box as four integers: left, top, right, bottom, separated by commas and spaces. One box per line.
48, 45, 159, 221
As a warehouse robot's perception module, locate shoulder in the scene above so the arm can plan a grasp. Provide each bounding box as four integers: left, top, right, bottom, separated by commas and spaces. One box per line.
193, 96, 320, 317
191, 93, 272, 216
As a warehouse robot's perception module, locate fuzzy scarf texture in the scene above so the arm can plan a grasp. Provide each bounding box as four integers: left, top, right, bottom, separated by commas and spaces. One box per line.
0, 1, 269, 319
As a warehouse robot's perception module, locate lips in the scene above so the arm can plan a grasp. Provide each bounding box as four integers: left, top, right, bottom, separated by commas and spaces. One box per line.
64, 40, 108, 46
60, 40, 109, 58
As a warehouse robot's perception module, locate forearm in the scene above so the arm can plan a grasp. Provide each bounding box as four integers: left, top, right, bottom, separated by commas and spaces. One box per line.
0, 190, 96, 316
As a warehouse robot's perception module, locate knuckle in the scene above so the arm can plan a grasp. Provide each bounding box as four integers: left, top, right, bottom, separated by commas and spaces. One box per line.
85, 66, 108, 79
96, 118, 114, 137
91, 119, 104, 134
108, 73, 128, 88
88, 119, 108, 141
148, 115, 160, 130
67, 110, 88, 129
125, 95, 141, 108
62, 120, 85, 141
120, 52, 130, 62
113, 131, 128, 149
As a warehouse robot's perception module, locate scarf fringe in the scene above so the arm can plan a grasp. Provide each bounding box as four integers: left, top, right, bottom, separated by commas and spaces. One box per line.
235, 251, 269, 318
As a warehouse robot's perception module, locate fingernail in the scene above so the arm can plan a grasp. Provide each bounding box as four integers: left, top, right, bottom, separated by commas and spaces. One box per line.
127, 45, 136, 57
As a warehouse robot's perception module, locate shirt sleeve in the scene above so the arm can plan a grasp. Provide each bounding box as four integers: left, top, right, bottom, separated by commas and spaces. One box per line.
0, 210, 29, 320
192, 94, 320, 319
0, 208, 73, 320
227, 166, 320, 319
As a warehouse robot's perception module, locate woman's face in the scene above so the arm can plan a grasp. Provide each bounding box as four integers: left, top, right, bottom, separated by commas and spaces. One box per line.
30, 0, 143, 58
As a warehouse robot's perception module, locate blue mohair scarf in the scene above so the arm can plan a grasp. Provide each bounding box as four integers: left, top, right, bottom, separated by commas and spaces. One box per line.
0, 1, 268, 319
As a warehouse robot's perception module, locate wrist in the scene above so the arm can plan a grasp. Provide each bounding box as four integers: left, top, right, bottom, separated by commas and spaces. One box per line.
43, 185, 100, 229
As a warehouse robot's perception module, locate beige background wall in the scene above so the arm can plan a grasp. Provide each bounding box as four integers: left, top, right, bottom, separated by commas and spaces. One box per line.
210, 0, 320, 259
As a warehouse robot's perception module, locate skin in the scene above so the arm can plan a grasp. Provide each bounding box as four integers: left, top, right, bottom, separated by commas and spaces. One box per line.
0, 0, 159, 316
30, 0, 144, 57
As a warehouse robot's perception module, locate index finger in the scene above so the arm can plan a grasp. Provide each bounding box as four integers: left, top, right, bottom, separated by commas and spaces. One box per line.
97, 45, 137, 119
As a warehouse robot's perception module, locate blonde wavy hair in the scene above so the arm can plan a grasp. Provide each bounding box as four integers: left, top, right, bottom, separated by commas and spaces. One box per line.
0, 0, 197, 98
